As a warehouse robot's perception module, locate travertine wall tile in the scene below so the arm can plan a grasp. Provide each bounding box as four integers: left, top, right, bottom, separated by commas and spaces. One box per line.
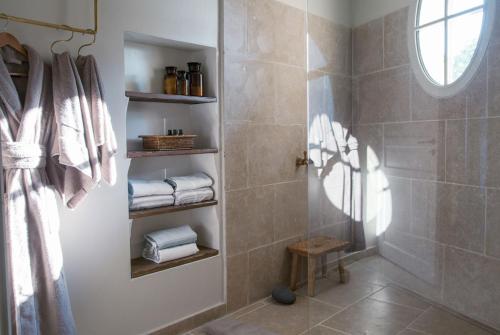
384, 7, 409, 68
446, 118, 500, 187
356, 66, 410, 123
247, 0, 306, 67
224, 122, 248, 190
486, 189, 500, 258
353, 5, 500, 330
308, 13, 352, 76
227, 253, 249, 312
443, 247, 500, 330
353, 18, 384, 75
384, 121, 445, 180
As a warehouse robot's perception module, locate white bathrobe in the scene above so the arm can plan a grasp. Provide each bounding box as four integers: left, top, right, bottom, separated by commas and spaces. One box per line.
0, 46, 76, 334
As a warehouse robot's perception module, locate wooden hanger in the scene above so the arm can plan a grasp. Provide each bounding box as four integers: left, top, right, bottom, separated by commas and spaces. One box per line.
0, 31, 28, 77
0, 32, 27, 57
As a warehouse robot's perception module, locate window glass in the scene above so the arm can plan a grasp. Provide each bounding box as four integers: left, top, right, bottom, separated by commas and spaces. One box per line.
416, 0, 485, 85
418, 22, 445, 85
448, 9, 484, 83
418, 0, 445, 26
448, 0, 484, 15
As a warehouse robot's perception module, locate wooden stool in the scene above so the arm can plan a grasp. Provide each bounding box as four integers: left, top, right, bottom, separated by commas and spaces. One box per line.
287, 236, 350, 297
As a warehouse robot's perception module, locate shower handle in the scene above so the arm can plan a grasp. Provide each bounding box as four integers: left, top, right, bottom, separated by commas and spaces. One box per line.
296, 151, 310, 167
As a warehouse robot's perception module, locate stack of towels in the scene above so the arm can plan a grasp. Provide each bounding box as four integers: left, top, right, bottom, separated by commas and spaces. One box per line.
128, 179, 175, 211
165, 172, 214, 206
128, 172, 214, 210
142, 225, 199, 264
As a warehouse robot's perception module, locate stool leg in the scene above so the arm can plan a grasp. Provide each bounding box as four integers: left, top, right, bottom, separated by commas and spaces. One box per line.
290, 253, 299, 291
338, 252, 346, 284
308, 256, 317, 297
321, 254, 327, 278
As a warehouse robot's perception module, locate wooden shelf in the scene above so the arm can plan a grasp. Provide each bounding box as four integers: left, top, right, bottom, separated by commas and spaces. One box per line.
127, 148, 218, 158
126, 91, 217, 104
131, 246, 219, 278
129, 200, 218, 219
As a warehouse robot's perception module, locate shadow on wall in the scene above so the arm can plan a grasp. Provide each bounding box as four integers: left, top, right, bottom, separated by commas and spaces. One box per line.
308, 35, 371, 252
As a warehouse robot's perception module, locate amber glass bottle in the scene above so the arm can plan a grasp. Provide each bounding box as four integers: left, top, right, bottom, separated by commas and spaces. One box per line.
187, 62, 203, 97
177, 70, 189, 95
164, 66, 177, 94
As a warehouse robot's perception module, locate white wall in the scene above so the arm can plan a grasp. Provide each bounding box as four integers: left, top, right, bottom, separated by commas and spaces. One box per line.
0, 0, 222, 334
352, 0, 415, 26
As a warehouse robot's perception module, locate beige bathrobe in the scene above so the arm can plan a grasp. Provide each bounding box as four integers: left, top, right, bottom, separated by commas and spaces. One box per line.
0, 46, 76, 334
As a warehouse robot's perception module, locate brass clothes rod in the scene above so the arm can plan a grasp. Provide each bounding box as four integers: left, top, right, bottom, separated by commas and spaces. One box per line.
0, 0, 98, 35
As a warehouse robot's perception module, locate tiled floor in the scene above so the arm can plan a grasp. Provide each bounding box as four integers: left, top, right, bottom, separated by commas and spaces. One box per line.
187, 256, 496, 335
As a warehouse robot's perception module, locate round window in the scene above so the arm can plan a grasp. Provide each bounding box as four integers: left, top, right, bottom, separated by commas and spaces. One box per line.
409, 0, 496, 97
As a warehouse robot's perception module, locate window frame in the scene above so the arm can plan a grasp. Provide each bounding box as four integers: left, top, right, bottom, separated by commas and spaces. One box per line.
408, 0, 496, 97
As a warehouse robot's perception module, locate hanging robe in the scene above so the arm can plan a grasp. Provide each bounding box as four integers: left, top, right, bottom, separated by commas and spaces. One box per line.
0, 46, 76, 334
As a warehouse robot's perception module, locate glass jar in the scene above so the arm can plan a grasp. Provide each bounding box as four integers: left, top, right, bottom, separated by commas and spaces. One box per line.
177, 70, 189, 96
187, 62, 203, 97
164, 66, 177, 95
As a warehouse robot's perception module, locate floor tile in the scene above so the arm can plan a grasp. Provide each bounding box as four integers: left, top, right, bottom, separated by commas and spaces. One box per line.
369, 286, 430, 311
344, 261, 394, 287
323, 298, 423, 335
410, 307, 493, 335
302, 325, 348, 335
298, 276, 383, 308
398, 330, 426, 335
237, 296, 341, 335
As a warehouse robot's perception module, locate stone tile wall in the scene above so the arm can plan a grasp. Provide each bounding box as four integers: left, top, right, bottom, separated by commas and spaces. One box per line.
353, 5, 500, 330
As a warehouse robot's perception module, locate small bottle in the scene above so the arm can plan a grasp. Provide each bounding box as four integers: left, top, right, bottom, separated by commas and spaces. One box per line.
172, 129, 178, 136
178, 129, 183, 135
187, 62, 203, 97
164, 66, 177, 95
177, 70, 189, 96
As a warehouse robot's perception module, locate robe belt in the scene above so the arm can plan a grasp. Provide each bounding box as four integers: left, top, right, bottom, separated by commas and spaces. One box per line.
1, 142, 47, 169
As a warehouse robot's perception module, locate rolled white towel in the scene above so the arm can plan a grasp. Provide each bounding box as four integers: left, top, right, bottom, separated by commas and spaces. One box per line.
128, 179, 174, 197
129, 194, 174, 210
174, 187, 214, 206
165, 172, 213, 192
142, 243, 199, 264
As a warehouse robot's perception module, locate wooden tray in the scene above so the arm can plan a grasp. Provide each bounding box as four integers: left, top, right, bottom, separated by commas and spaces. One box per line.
139, 135, 196, 151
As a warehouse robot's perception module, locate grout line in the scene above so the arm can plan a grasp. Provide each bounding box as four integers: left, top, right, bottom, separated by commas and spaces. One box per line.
444, 119, 447, 182
440, 245, 446, 302
368, 296, 429, 313
487, 43, 490, 118
225, 179, 307, 193
405, 328, 431, 334
404, 306, 433, 333
318, 285, 387, 324
484, 189, 488, 256
382, 15, 385, 70
353, 63, 409, 79
352, 114, 500, 126
365, 173, 497, 192
311, 324, 351, 335
245, 234, 304, 254
231, 299, 270, 320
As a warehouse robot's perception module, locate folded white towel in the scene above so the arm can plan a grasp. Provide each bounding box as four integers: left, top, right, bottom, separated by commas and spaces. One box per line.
144, 225, 197, 250
129, 194, 174, 210
142, 243, 199, 264
128, 179, 174, 197
174, 187, 214, 206
165, 172, 213, 192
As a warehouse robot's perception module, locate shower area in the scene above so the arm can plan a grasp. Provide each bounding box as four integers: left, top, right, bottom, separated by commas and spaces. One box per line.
222, 0, 500, 333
